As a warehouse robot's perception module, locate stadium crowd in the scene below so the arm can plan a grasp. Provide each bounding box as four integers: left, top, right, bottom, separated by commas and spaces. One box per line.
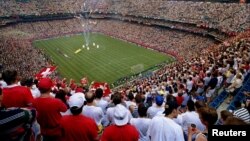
0, 0, 249, 33
0, 0, 250, 141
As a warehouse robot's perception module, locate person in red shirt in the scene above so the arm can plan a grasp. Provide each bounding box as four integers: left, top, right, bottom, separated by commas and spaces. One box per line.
32, 78, 67, 141
1, 70, 33, 108
176, 91, 184, 106
101, 104, 139, 141
60, 94, 99, 141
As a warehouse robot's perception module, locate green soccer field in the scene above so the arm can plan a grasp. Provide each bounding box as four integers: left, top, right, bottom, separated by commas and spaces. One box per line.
33, 33, 173, 85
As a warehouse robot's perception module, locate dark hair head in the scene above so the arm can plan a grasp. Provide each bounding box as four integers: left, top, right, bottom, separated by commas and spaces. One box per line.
21, 78, 34, 87
224, 116, 247, 125
70, 106, 83, 115
55, 89, 67, 104
187, 100, 195, 111
207, 73, 211, 77
194, 100, 206, 110
0, 88, 2, 95
138, 103, 148, 117
85, 92, 95, 103
95, 88, 103, 99
197, 107, 218, 127
34, 79, 39, 85
220, 110, 233, 121
135, 94, 142, 104
112, 92, 122, 105
128, 92, 134, 101
2, 70, 18, 85
163, 98, 178, 116
20, 78, 26, 86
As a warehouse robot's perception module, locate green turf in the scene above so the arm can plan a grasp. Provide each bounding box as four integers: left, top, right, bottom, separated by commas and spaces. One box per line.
33, 33, 173, 85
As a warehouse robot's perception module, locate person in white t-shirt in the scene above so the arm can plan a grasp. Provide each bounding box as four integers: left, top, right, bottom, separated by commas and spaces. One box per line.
188, 107, 218, 141
82, 92, 104, 126
147, 95, 184, 141
186, 77, 194, 93
130, 103, 151, 141
180, 100, 205, 140
125, 92, 136, 109
147, 95, 165, 119
94, 88, 108, 113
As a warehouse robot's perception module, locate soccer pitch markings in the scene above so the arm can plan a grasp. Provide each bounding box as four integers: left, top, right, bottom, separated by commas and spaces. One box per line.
33, 33, 173, 85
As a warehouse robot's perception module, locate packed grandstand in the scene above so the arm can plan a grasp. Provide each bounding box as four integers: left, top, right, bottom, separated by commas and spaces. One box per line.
0, 0, 250, 141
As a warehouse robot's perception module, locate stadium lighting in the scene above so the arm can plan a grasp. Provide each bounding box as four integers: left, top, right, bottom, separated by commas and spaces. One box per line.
97, 45, 99, 48
82, 45, 85, 48
87, 47, 90, 50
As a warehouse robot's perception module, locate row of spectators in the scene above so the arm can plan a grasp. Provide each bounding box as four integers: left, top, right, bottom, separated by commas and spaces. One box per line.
0, 66, 249, 141
117, 30, 250, 107
0, 38, 47, 79
103, 0, 250, 33
0, 0, 249, 33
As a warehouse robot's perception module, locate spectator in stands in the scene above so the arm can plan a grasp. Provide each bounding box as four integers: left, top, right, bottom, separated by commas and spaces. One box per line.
0, 87, 36, 141
95, 88, 108, 113
32, 78, 67, 141
101, 104, 139, 141
219, 110, 233, 125
125, 92, 136, 109
188, 107, 218, 141
196, 78, 204, 95
1, 70, 33, 108
60, 94, 99, 141
106, 92, 131, 125
176, 90, 184, 106
233, 100, 250, 123
147, 95, 184, 141
181, 100, 205, 140
130, 103, 151, 141
0, 107, 36, 141
205, 72, 218, 104
224, 116, 248, 125
21, 77, 41, 99
82, 91, 104, 134
243, 91, 250, 112
0, 74, 7, 88
129, 93, 143, 118
203, 73, 211, 89
194, 101, 206, 110
147, 95, 164, 118
55, 89, 68, 107
226, 74, 243, 102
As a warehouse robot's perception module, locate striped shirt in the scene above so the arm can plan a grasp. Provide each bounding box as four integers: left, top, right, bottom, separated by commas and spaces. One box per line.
233, 108, 250, 123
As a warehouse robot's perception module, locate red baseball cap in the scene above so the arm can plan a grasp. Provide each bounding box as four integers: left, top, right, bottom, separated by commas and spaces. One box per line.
75, 87, 84, 93
38, 78, 53, 90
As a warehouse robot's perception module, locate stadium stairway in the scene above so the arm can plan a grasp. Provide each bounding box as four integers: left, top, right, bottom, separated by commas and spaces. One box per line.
209, 89, 229, 109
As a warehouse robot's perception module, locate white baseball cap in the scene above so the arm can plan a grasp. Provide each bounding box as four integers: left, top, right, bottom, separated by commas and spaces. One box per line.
68, 93, 85, 108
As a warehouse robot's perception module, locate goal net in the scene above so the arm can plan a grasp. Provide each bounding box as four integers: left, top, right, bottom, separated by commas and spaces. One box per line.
131, 64, 144, 74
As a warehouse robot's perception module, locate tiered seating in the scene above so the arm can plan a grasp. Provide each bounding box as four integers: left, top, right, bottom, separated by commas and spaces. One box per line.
209, 90, 229, 109
227, 72, 250, 110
